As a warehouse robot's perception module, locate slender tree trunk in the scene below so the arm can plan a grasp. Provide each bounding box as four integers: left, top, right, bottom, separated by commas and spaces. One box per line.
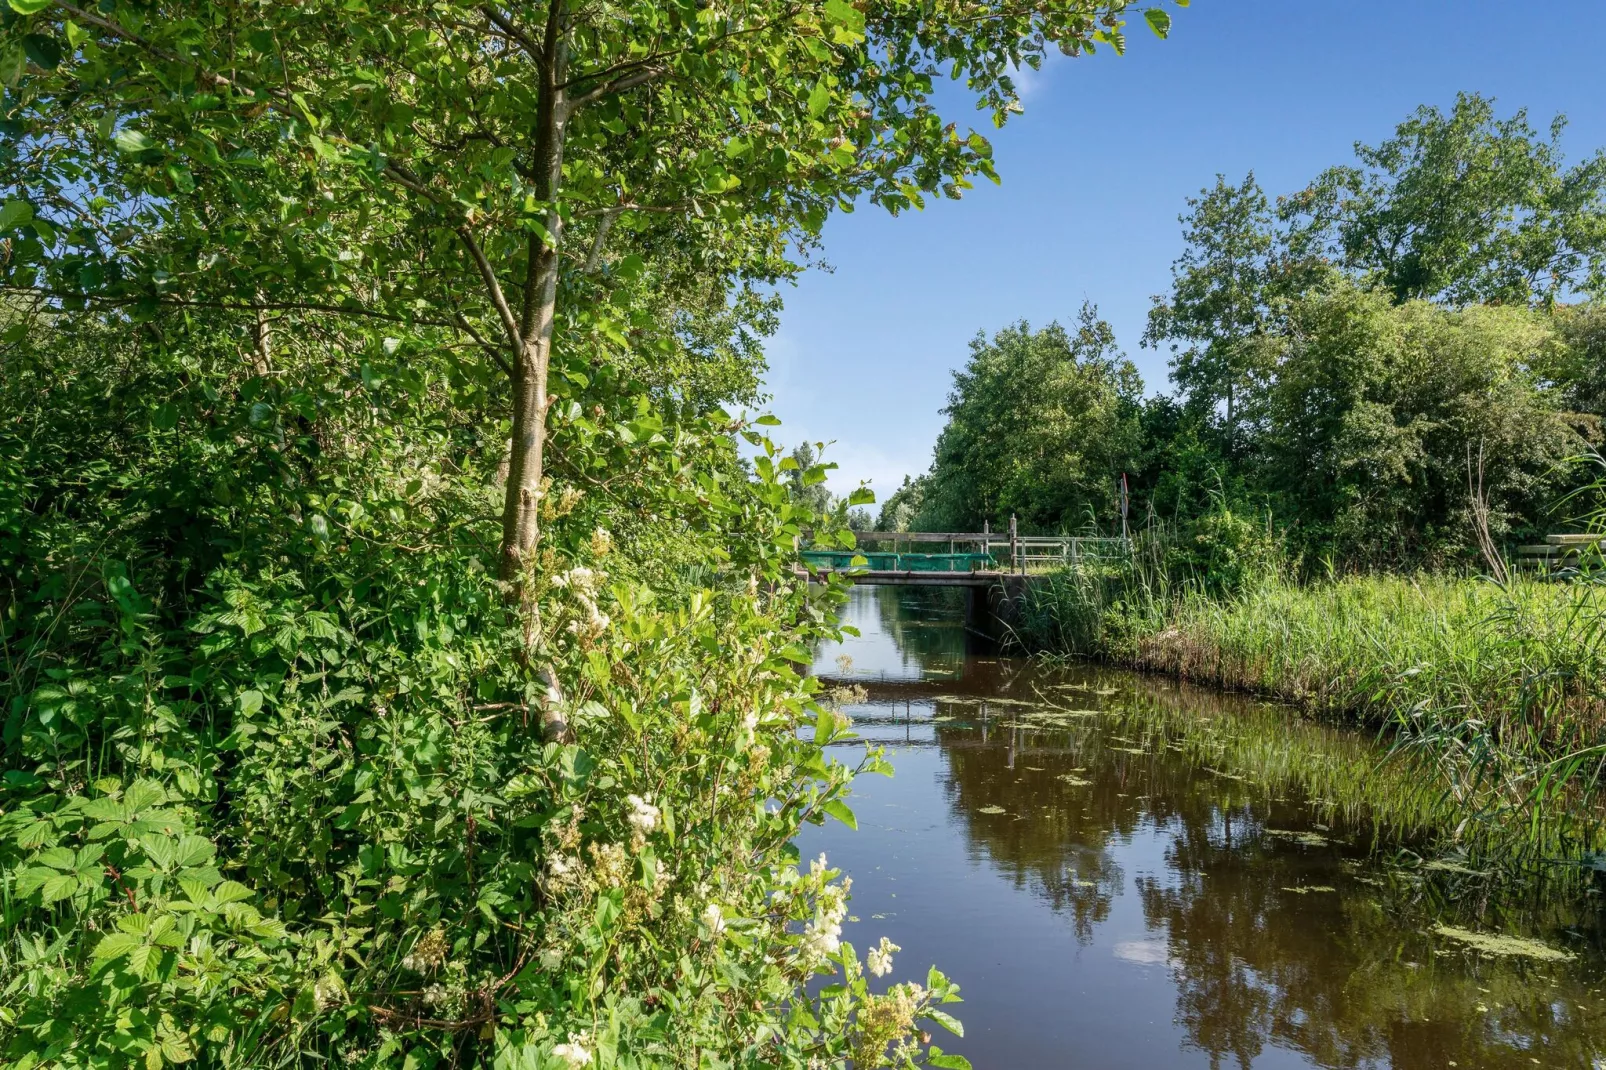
499, 2, 569, 582
250, 298, 272, 377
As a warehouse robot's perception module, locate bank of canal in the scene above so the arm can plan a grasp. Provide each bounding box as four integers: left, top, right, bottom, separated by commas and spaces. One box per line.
801, 584, 1606, 1069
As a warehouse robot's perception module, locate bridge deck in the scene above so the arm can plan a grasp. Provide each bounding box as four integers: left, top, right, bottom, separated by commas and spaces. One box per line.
798, 568, 1002, 587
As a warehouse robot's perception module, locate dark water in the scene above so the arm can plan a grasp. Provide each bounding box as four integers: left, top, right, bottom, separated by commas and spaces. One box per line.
801, 585, 1606, 1070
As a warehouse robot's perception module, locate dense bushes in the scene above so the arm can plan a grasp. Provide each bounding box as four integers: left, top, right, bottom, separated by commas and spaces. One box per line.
0, 313, 975, 1068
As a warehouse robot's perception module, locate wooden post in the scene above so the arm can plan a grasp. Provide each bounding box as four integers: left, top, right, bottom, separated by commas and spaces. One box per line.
1009, 514, 1019, 574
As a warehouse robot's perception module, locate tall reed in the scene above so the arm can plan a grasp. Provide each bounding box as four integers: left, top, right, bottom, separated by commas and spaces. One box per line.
1017, 538, 1606, 856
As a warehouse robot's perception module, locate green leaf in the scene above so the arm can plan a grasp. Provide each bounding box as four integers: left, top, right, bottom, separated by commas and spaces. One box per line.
822, 0, 865, 33
173, 834, 215, 868
127, 943, 159, 979
16, 819, 55, 849
820, 799, 857, 830
754, 414, 782, 426
36, 846, 76, 871
807, 78, 830, 119
40, 872, 79, 902
1144, 8, 1173, 37
142, 835, 177, 870
847, 487, 875, 506
925, 1008, 964, 1037
12, 867, 54, 898
21, 33, 61, 70
927, 1050, 972, 1070
113, 129, 158, 154
212, 880, 254, 905
237, 690, 264, 717
93, 932, 145, 962
8, 0, 52, 13
813, 705, 839, 745
0, 199, 34, 230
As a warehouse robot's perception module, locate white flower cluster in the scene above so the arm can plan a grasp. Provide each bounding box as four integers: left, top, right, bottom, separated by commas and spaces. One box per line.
313, 972, 346, 1011
866, 936, 899, 978
799, 854, 851, 962
400, 928, 448, 974
626, 794, 659, 838
545, 852, 580, 892
700, 902, 726, 937
554, 566, 609, 638
552, 1033, 593, 1067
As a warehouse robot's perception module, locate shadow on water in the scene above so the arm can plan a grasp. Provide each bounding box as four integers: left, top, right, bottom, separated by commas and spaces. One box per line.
800, 585, 1606, 1069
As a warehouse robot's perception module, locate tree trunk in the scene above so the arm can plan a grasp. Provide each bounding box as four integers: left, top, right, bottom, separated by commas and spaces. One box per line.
501, 338, 552, 580
499, 2, 569, 583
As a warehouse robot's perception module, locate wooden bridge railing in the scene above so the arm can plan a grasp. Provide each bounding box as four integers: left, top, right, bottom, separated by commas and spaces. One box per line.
850, 518, 1129, 574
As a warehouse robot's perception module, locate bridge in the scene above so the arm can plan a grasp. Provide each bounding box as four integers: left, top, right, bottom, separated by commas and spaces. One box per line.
799, 527, 1129, 587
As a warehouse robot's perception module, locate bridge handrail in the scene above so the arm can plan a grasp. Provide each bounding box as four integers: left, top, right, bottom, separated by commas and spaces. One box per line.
813, 531, 1131, 575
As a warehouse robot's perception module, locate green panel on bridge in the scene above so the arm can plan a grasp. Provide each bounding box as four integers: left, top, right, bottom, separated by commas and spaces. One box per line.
799, 550, 994, 572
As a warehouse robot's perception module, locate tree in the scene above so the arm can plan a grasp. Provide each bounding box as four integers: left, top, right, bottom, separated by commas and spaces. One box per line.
1144, 173, 1283, 442
1, 0, 1177, 584
1282, 92, 1606, 307
917, 305, 1143, 532
1261, 280, 1580, 564
1549, 303, 1606, 430
876, 474, 930, 531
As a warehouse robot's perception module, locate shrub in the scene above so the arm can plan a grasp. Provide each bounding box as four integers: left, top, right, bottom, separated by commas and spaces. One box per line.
0, 317, 968, 1069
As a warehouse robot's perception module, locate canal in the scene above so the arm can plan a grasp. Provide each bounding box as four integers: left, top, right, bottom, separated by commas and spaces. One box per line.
801, 584, 1606, 1069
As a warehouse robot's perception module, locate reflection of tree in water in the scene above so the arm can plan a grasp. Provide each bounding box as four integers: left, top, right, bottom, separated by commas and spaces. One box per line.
937, 718, 1123, 940
1141, 832, 1606, 1070
930, 671, 1606, 1070
868, 585, 973, 672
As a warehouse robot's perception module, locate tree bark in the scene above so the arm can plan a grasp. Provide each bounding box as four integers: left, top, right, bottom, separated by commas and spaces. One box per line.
499, 1, 569, 583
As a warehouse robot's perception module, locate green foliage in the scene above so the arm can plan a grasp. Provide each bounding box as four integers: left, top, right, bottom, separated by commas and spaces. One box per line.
786, 443, 837, 517
1261, 281, 1579, 565
1549, 302, 1606, 429
0, 307, 953, 1067
1282, 91, 1606, 306
0, 0, 1181, 579
0, 1, 1200, 1065
1143, 172, 1286, 440
874, 476, 930, 533
915, 306, 1143, 533
1163, 504, 1282, 598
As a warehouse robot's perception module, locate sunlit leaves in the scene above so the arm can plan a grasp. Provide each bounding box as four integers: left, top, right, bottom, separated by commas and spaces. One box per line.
1144, 8, 1173, 37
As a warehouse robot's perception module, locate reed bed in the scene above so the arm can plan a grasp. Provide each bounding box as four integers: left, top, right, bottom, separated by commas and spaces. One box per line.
1019, 566, 1606, 856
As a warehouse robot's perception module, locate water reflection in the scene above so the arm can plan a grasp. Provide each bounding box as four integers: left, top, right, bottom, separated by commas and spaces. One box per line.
803, 585, 1606, 1069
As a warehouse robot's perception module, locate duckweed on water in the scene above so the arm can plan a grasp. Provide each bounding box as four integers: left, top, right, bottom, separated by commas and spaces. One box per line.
1431, 925, 1575, 962
1264, 829, 1331, 847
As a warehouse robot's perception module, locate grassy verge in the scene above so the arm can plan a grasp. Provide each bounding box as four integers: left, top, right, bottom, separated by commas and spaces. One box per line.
1018, 566, 1606, 858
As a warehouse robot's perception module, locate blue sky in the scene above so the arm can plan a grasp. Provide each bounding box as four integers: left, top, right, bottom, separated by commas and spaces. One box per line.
756, 0, 1606, 498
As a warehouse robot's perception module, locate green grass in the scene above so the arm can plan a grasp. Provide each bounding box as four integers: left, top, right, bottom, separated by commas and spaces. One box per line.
1020, 567, 1606, 857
